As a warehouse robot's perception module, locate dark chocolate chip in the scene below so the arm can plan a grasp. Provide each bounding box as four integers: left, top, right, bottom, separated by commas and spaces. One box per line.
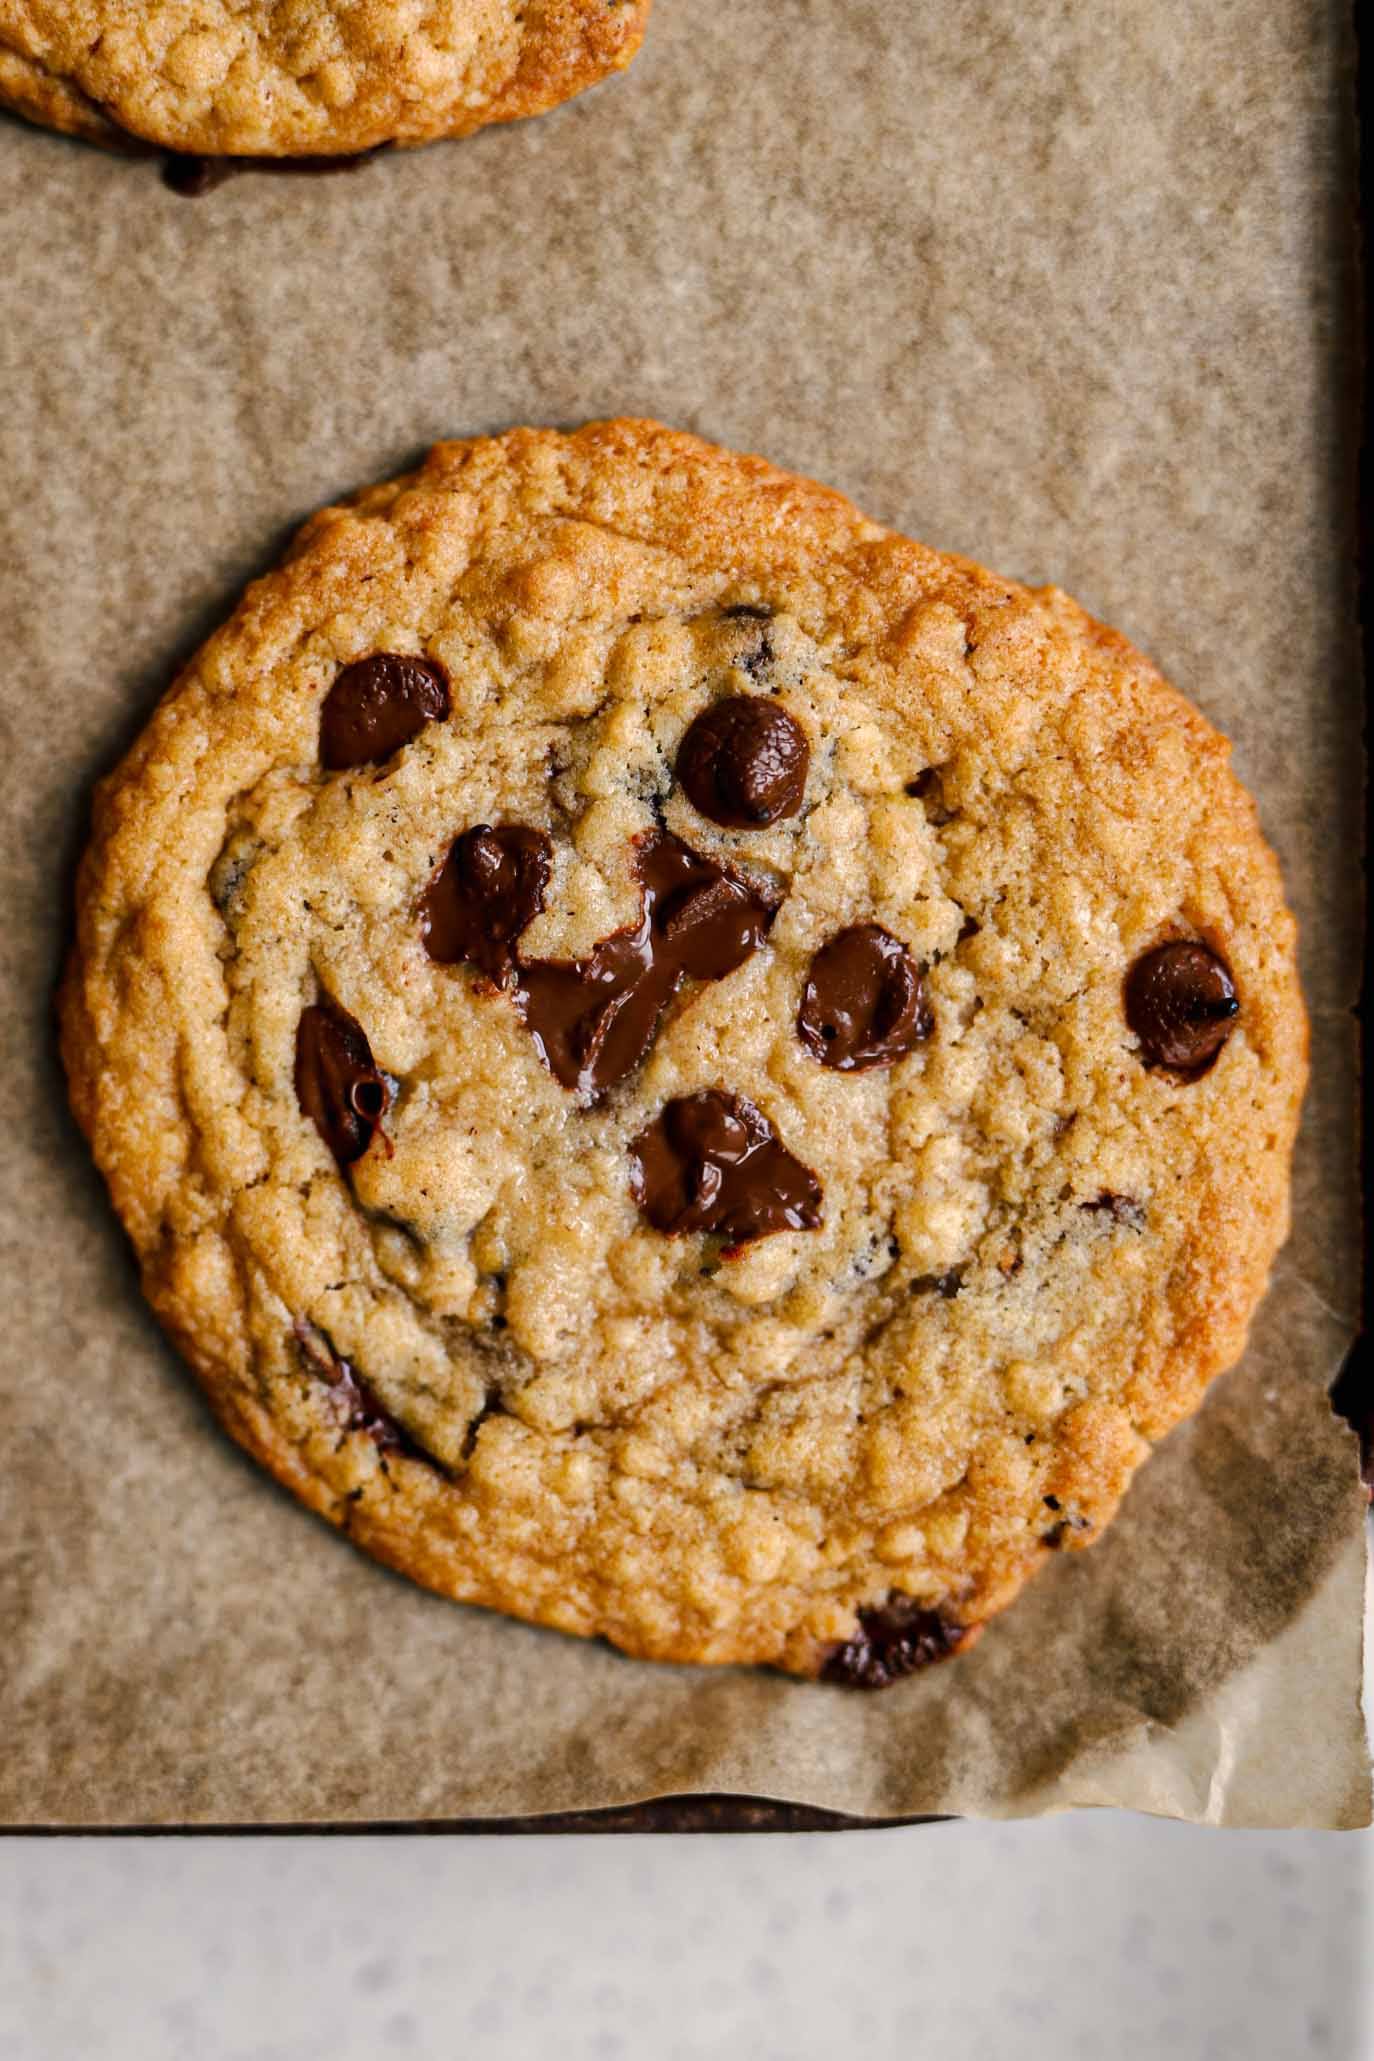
735, 635, 774, 681
721, 603, 774, 621
1124, 940, 1239, 1075
797, 923, 932, 1071
513, 832, 776, 1098
292, 1319, 419, 1457
630, 1090, 822, 1246
1081, 1191, 1146, 1229
419, 824, 552, 984
820, 1597, 966, 1689
295, 997, 390, 1166
676, 696, 809, 828
321, 653, 450, 770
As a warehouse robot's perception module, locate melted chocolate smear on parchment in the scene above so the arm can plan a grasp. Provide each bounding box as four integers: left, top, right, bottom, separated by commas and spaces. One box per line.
163, 148, 385, 196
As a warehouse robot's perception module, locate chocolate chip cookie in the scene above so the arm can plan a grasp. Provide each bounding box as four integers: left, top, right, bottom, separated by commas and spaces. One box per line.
0, 0, 650, 158
60, 421, 1307, 1682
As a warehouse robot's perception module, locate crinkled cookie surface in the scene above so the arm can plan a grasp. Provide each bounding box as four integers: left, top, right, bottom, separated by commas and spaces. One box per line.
60, 421, 1306, 1681
0, 0, 649, 155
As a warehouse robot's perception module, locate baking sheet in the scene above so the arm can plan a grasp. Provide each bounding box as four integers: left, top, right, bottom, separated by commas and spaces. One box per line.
0, 0, 1366, 1829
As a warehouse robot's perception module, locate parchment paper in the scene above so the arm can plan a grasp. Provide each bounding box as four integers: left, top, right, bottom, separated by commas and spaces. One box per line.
0, 0, 1366, 1829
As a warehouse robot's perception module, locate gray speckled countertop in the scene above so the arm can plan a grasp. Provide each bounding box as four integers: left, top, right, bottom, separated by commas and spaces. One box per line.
2, 1816, 1369, 2059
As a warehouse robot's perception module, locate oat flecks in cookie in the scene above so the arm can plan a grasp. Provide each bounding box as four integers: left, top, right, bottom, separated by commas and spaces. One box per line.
0, 0, 653, 159
58, 420, 1307, 1683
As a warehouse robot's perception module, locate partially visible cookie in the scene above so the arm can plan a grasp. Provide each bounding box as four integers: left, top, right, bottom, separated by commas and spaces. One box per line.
0, 0, 650, 158
60, 421, 1307, 1683
0, 39, 133, 147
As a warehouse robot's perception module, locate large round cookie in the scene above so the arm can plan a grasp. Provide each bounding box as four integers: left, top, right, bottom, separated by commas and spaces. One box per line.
0, 0, 649, 156
60, 421, 1306, 1684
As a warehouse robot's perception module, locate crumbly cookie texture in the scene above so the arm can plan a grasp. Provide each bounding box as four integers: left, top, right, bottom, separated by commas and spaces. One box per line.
0, 0, 649, 156
60, 421, 1307, 1682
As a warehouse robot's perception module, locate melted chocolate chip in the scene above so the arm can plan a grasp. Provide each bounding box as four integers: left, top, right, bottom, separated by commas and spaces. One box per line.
424, 827, 776, 1098
420, 824, 552, 985
820, 1598, 966, 1689
328, 1362, 411, 1452
164, 156, 237, 198
163, 150, 380, 197
1125, 941, 1239, 1075
676, 697, 810, 828
797, 924, 932, 1071
721, 603, 774, 621
321, 653, 450, 770
294, 998, 390, 1166
518, 835, 777, 1096
292, 1320, 419, 1457
629, 1090, 822, 1245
